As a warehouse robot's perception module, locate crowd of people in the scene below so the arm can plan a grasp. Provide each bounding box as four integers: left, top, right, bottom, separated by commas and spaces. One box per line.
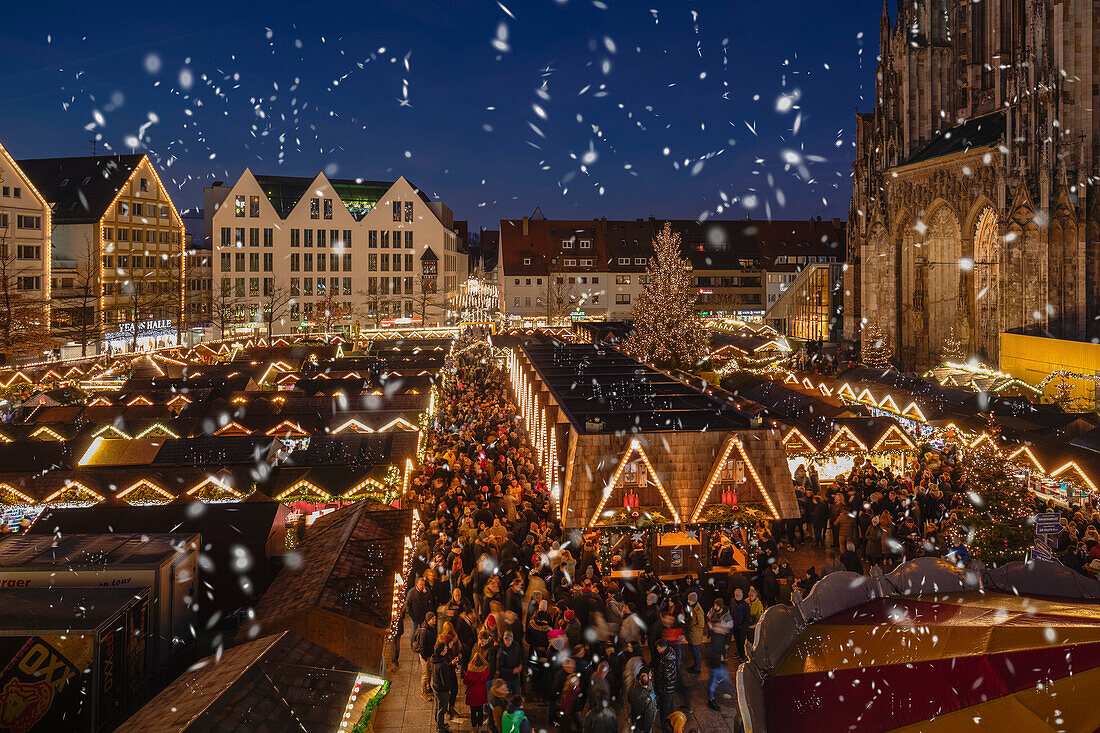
770, 445, 975, 588
398, 338, 760, 733
395, 334, 1077, 732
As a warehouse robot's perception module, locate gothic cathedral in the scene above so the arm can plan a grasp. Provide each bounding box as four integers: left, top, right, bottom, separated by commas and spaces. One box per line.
844, 0, 1099, 370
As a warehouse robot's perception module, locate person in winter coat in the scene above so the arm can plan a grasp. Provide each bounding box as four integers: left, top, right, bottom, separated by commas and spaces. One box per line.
463, 650, 490, 731
619, 604, 644, 646
496, 630, 523, 695
417, 612, 438, 700
627, 667, 659, 733
501, 696, 531, 733
835, 506, 857, 554
865, 516, 885, 566
489, 678, 510, 733
811, 495, 830, 546
759, 562, 781, 606
653, 639, 685, 731
706, 599, 733, 661
704, 639, 731, 712
729, 588, 751, 661
684, 592, 706, 674
407, 575, 433, 632
432, 637, 460, 732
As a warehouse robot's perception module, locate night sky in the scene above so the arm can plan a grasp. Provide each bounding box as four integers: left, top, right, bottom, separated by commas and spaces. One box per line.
0, 1, 879, 229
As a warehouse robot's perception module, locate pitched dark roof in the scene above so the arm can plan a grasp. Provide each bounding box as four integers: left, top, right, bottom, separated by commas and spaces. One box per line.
247, 500, 410, 632
18, 154, 145, 224
522, 342, 753, 433
116, 631, 361, 733
420, 246, 439, 261
903, 112, 1005, 166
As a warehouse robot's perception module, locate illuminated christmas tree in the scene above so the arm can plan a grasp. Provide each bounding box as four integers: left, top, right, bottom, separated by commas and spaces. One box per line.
861, 322, 892, 370
625, 221, 708, 370
944, 446, 1036, 567
939, 325, 965, 365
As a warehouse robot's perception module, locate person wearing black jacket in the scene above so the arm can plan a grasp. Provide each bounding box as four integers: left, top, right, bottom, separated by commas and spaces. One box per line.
652, 639, 679, 731
628, 667, 658, 733
840, 542, 863, 574
759, 562, 781, 607
497, 630, 523, 695
811, 495, 830, 546
729, 588, 751, 661
417, 613, 438, 701
431, 637, 460, 732
407, 576, 432, 633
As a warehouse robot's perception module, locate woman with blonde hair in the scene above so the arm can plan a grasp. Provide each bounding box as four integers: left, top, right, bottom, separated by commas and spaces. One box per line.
463, 643, 491, 732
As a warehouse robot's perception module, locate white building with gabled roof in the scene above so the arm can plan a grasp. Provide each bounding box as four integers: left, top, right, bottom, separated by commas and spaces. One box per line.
205, 170, 460, 337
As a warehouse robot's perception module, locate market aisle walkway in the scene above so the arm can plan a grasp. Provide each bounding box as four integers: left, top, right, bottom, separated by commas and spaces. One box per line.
374, 632, 747, 732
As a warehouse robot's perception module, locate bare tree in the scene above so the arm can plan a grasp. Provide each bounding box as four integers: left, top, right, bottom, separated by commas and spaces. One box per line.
118, 268, 176, 353
0, 228, 54, 362
211, 281, 244, 339
161, 251, 192, 347
544, 266, 575, 325
412, 274, 442, 326
314, 286, 351, 334
260, 280, 293, 339
353, 284, 386, 329
52, 234, 99, 357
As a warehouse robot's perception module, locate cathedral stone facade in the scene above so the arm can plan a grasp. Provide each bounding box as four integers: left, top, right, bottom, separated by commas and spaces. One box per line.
844, 0, 1099, 371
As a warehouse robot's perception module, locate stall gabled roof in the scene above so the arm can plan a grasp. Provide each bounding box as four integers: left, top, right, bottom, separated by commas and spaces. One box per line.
521, 342, 753, 434
116, 631, 361, 733
246, 500, 411, 632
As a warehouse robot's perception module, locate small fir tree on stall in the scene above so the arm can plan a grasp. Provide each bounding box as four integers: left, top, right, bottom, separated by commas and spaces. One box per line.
861, 322, 892, 370
624, 221, 709, 370
1051, 377, 1077, 412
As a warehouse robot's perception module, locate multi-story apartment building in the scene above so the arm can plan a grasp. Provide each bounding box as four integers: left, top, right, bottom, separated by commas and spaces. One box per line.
20, 154, 185, 352
205, 170, 460, 337
0, 142, 51, 344
495, 213, 844, 325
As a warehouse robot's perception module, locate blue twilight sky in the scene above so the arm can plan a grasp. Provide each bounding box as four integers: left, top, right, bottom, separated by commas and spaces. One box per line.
0, 0, 880, 230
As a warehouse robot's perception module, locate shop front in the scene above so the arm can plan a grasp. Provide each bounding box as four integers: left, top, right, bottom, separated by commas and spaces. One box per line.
782, 422, 918, 485
102, 319, 178, 354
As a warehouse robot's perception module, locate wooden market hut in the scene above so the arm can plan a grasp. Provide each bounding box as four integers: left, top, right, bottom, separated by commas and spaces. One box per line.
507, 342, 799, 529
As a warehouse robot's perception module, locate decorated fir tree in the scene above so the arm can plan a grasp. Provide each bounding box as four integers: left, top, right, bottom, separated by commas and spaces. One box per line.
861, 322, 892, 370
944, 446, 1037, 567
1052, 376, 1076, 412
625, 221, 708, 370
939, 326, 965, 365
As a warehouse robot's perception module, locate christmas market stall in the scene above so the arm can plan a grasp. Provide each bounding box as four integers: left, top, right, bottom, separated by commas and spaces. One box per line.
507, 341, 798, 580
237, 500, 412, 673
780, 417, 918, 482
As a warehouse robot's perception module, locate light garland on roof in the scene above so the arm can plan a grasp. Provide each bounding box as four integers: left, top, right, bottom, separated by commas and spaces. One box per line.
690, 436, 779, 522
589, 439, 682, 527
